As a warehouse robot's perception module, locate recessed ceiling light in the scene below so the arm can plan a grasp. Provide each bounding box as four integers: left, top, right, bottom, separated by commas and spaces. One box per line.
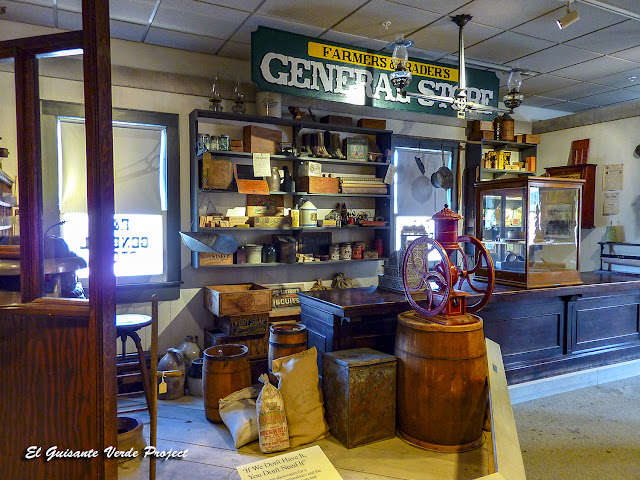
628, 76, 638, 82
381, 21, 391, 29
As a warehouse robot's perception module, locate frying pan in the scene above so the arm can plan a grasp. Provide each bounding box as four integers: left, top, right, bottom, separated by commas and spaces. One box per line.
431, 145, 453, 189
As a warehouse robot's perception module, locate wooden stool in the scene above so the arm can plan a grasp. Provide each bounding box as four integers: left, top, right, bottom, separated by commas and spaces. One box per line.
116, 314, 152, 413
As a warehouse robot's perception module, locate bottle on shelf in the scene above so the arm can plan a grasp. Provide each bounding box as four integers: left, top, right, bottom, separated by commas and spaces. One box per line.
281, 165, 292, 192
267, 166, 281, 192
291, 203, 300, 228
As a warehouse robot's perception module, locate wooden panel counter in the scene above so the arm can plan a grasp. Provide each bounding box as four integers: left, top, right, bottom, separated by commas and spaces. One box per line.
298, 272, 640, 383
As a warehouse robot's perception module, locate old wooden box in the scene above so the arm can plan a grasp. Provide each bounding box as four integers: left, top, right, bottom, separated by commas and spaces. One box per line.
296, 175, 340, 194
342, 137, 368, 162
243, 125, 282, 154
214, 312, 269, 337
201, 152, 233, 190
246, 194, 284, 216
357, 118, 386, 129
468, 130, 494, 141
250, 216, 292, 228
522, 134, 540, 144
204, 329, 268, 360
322, 348, 397, 449
469, 120, 494, 132
204, 284, 272, 316
320, 115, 352, 126
198, 252, 233, 266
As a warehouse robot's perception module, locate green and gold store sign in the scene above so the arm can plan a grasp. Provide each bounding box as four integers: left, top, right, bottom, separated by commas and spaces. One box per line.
251, 26, 499, 118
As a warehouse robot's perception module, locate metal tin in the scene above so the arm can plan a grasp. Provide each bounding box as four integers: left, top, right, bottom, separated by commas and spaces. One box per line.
374, 238, 384, 257
351, 241, 365, 260
339, 243, 352, 260
330, 244, 341, 260
245, 244, 262, 264
322, 348, 397, 449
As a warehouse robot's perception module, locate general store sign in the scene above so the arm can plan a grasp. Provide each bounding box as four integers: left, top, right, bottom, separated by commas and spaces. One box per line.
251, 26, 499, 118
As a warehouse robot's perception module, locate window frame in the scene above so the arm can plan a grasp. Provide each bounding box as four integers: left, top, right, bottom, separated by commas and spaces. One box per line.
41, 100, 181, 303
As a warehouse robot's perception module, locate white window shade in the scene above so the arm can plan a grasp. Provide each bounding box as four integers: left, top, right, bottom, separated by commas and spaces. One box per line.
58, 118, 166, 214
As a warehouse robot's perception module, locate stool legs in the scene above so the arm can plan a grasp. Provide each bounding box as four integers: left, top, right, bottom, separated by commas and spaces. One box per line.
129, 330, 153, 412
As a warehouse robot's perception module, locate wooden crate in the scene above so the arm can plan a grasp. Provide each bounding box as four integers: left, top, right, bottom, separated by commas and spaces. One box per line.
522, 134, 540, 144
215, 312, 269, 337
242, 125, 282, 154
322, 348, 397, 449
469, 120, 494, 132
296, 176, 340, 194
198, 252, 233, 266
357, 118, 386, 129
204, 284, 272, 316
468, 130, 494, 141
201, 152, 233, 190
204, 329, 268, 360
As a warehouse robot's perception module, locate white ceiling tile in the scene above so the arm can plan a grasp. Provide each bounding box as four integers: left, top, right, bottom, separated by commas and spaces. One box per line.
257, 0, 369, 30
590, 67, 640, 88
231, 15, 326, 45
543, 82, 616, 101
153, 0, 249, 39
57, 9, 82, 30
110, 20, 148, 42
0, 0, 54, 28
319, 30, 389, 52
624, 83, 640, 94
550, 55, 637, 81
508, 45, 600, 74
465, 31, 555, 64
566, 20, 640, 55
333, 0, 442, 43
217, 41, 251, 61
449, 0, 561, 30
58, 0, 81, 12
547, 100, 594, 113
145, 27, 224, 55
200, 0, 265, 12
611, 45, 640, 63
512, 3, 624, 43
390, 0, 469, 15
577, 88, 640, 106
521, 95, 566, 107
519, 74, 581, 95
408, 18, 501, 57
109, 0, 158, 25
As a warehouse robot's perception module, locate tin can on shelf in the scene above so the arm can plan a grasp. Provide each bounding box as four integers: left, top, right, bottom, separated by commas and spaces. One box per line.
374, 238, 384, 257
351, 242, 364, 260
330, 244, 341, 261
339, 243, 352, 260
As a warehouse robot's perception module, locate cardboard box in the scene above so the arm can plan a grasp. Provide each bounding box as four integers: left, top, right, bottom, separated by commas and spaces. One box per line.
204, 329, 268, 360
214, 312, 269, 337
342, 137, 368, 162
357, 118, 386, 129
243, 125, 282, 154
201, 153, 233, 190
204, 284, 272, 316
320, 115, 352, 126
225, 216, 249, 227
363, 250, 379, 259
250, 216, 292, 228
296, 176, 340, 194
522, 134, 540, 144
198, 252, 233, 266
246, 194, 284, 216
270, 285, 302, 310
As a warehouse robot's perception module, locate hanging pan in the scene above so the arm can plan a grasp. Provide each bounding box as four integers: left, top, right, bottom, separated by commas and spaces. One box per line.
431, 144, 453, 190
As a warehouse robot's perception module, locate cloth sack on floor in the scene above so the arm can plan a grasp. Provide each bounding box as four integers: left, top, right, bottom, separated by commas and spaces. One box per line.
218, 385, 259, 448
271, 347, 330, 447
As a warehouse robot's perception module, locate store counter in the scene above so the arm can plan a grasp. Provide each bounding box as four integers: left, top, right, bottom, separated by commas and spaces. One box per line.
298, 272, 640, 383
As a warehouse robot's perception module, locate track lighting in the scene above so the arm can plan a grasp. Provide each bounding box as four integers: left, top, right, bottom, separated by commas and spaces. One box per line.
557, 1, 579, 29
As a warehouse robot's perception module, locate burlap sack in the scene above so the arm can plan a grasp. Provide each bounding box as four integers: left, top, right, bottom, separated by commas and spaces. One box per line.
271, 347, 330, 447
218, 385, 259, 448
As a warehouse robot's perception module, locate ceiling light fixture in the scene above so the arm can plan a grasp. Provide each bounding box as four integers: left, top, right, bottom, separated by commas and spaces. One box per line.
557, 1, 580, 29
386, 15, 520, 118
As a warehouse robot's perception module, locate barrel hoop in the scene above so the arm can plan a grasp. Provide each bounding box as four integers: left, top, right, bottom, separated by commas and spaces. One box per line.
395, 347, 486, 361
202, 369, 249, 374
269, 341, 307, 348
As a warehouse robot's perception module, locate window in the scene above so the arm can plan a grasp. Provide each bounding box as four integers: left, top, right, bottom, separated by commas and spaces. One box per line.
41, 101, 181, 302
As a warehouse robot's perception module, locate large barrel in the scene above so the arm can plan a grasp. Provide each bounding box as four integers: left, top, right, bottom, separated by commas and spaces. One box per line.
395, 311, 489, 451
268, 323, 307, 371
203, 344, 251, 423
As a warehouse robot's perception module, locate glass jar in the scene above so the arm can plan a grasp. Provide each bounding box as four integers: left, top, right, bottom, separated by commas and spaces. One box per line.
219, 135, 230, 151
209, 135, 220, 151
330, 244, 340, 260
262, 244, 277, 263
339, 243, 352, 260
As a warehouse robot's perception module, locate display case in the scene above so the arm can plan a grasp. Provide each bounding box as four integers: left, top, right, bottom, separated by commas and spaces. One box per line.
474, 176, 584, 289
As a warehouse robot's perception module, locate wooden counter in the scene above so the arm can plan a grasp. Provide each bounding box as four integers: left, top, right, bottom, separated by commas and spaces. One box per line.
298, 272, 640, 383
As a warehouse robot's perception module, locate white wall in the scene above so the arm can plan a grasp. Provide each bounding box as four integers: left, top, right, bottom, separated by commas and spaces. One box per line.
536, 117, 640, 272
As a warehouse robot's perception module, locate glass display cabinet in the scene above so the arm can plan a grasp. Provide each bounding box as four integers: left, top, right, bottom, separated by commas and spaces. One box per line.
474, 176, 585, 288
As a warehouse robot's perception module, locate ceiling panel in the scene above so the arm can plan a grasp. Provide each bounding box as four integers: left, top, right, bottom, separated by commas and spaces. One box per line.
110, 20, 148, 42
589, 67, 640, 88
145, 27, 224, 55
566, 20, 640, 55
611, 45, 640, 63
231, 15, 326, 45
257, 0, 369, 30
57, 9, 82, 30
547, 100, 594, 112
319, 30, 389, 52
550, 55, 637, 81
600, 0, 640, 14
153, 0, 250, 39
332, 0, 442, 43
519, 74, 581, 95
409, 18, 501, 56
512, 3, 624, 43
0, 1, 54, 28
108, 0, 158, 25
577, 87, 640, 106
200, 0, 265, 12
520, 94, 566, 107
217, 41, 251, 61
465, 31, 555, 64
542, 81, 616, 101
508, 44, 600, 73
449, 0, 561, 30
388, 0, 469, 15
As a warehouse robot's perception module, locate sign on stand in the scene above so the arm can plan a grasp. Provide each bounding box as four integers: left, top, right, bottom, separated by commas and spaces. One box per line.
237, 445, 343, 480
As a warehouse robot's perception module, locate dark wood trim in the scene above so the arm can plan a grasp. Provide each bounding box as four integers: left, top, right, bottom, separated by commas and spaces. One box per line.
0, 30, 82, 60
82, 0, 117, 478
14, 49, 44, 302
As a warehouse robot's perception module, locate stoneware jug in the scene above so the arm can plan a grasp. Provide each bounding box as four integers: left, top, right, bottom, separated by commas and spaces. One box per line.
178, 335, 202, 369
157, 348, 186, 400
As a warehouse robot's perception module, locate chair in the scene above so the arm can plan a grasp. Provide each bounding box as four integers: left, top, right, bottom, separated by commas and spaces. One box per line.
116, 312, 153, 413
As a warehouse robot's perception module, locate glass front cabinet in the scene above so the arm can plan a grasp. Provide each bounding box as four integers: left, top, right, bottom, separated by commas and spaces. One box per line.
474, 176, 585, 288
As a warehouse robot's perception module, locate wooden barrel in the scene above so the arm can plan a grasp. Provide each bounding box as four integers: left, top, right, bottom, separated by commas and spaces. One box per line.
395, 311, 489, 452
203, 344, 251, 423
268, 323, 307, 371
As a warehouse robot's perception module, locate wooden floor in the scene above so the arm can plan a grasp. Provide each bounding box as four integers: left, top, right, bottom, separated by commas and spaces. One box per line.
117, 394, 494, 480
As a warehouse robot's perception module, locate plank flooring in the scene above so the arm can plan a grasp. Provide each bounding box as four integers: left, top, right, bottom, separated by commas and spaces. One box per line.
117, 395, 494, 480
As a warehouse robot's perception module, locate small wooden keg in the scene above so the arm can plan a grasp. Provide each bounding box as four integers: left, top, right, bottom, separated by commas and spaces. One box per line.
203, 344, 251, 423
395, 310, 489, 451
268, 323, 307, 372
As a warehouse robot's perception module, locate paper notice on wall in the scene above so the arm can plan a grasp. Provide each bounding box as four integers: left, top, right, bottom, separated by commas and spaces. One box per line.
236, 445, 343, 480
603, 164, 623, 191
603, 192, 619, 215
253, 153, 271, 177
384, 164, 398, 185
